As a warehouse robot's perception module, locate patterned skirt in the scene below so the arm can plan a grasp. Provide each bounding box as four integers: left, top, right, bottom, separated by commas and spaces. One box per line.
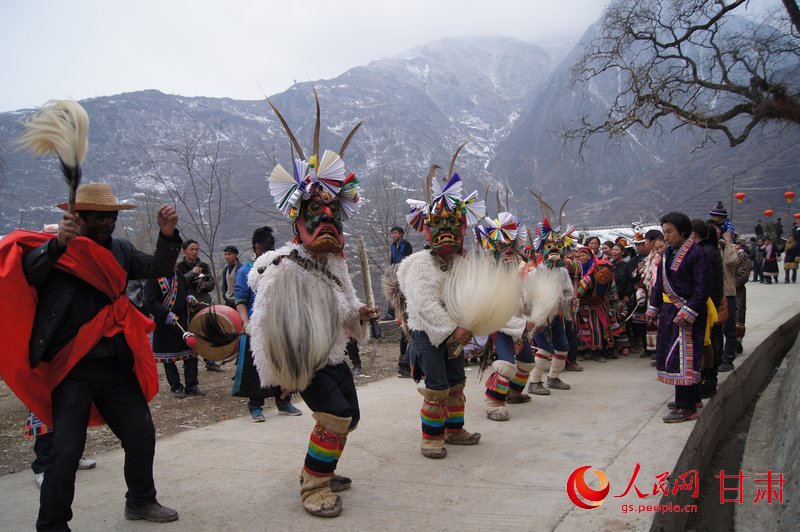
154, 349, 196, 364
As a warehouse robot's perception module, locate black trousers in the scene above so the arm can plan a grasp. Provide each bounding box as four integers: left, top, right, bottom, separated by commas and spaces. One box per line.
702, 323, 724, 393
163, 356, 198, 391
411, 330, 466, 390
247, 386, 286, 412
674, 383, 700, 411
722, 296, 738, 364
346, 337, 362, 368
300, 362, 360, 429
37, 356, 157, 532
32, 432, 53, 475
398, 334, 410, 370
565, 319, 578, 364
630, 321, 647, 349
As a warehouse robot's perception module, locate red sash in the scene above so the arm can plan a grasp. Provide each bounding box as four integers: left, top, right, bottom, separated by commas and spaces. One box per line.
0, 230, 158, 427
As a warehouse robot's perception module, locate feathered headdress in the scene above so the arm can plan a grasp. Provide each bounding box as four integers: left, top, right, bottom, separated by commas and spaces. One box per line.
528, 189, 576, 253
477, 183, 526, 251
405, 143, 485, 231
16, 100, 89, 214
266, 87, 363, 220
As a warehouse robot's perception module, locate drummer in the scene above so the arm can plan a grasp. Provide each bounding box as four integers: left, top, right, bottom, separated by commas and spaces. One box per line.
145, 265, 206, 398
177, 239, 224, 373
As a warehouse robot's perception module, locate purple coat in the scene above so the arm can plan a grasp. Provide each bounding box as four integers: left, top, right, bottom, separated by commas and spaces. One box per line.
647, 238, 711, 386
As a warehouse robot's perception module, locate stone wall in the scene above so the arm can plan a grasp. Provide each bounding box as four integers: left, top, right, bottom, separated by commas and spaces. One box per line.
771, 338, 800, 530
651, 312, 800, 532
376, 320, 404, 344
736, 334, 800, 531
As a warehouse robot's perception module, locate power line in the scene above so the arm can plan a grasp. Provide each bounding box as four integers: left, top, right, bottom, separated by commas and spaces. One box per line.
674, 139, 800, 206
737, 182, 800, 191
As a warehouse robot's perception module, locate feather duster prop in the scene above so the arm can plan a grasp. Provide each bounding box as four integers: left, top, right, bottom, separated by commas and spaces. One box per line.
524, 266, 567, 326
443, 250, 520, 339
250, 263, 341, 391
16, 100, 89, 213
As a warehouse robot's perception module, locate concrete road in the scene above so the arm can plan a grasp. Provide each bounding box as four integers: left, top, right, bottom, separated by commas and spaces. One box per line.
1, 281, 797, 531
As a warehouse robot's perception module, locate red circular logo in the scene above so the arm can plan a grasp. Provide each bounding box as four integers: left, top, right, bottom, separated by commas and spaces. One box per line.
566, 465, 610, 509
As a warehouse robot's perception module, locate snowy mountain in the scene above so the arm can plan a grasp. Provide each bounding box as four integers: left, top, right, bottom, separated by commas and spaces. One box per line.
1, 31, 796, 250
0, 36, 552, 245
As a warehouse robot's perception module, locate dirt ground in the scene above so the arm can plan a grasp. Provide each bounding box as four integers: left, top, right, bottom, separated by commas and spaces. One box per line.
0, 340, 403, 478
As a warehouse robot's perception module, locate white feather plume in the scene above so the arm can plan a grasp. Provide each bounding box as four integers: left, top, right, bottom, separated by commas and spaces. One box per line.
442, 251, 520, 336
16, 100, 89, 169
524, 266, 567, 326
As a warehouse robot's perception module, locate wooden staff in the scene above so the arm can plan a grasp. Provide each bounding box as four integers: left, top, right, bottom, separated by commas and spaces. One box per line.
357, 235, 382, 339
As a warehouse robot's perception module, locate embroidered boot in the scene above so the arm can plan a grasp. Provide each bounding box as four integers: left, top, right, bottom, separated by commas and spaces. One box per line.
300, 412, 352, 517
506, 360, 534, 404
528, 351, 551, 395
484, 360, 516, 421
330, 427, 354, 492
299, 425, 354, 492
547, 352, 571, 390
419, 387, 449, 458
444, 383, 481, 445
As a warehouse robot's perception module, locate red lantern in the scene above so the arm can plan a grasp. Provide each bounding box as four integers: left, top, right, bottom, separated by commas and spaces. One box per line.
794, 212, 800, 222
735, 192, 746, 204
784, 190, 796, 204
764, 209, 775, 217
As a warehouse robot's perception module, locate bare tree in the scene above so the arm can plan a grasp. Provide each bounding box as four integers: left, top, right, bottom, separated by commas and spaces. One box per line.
351, 172, 410, 275
140, 121, 235, 302
567, 0, 800, 149
228, 134, 290, 225
118, 187, 163, 252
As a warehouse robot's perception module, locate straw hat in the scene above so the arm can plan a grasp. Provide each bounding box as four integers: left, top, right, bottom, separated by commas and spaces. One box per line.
56, 183, 137, 211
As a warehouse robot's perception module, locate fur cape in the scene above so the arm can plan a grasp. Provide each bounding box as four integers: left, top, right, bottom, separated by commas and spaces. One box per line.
247, 243, 369, 390
396, 250, 459, 347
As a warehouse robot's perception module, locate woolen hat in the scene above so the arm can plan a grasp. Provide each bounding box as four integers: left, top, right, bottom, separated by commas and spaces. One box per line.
709, 201, 728, 218
56, 183, 136, 211
223, 245, 239, 254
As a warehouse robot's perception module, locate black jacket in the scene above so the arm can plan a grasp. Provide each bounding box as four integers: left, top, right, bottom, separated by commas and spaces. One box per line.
611, 258, 631, 298
176, 258, 215, 304
24, 231, 182, 367
145, 272, 190, 354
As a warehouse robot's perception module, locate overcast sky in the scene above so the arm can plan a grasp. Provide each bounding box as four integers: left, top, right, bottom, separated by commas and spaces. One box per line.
1, 0, 610, 112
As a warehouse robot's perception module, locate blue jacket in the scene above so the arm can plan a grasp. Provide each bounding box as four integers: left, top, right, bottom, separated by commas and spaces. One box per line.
390, 239, 412, 265
234, 261, 255, 317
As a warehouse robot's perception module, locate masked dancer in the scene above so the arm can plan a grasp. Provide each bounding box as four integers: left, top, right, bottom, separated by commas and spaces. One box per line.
397, 147, 486, 458
478, 203, 535, 421
524, 197, 576, 396
246, 90, 378, 517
